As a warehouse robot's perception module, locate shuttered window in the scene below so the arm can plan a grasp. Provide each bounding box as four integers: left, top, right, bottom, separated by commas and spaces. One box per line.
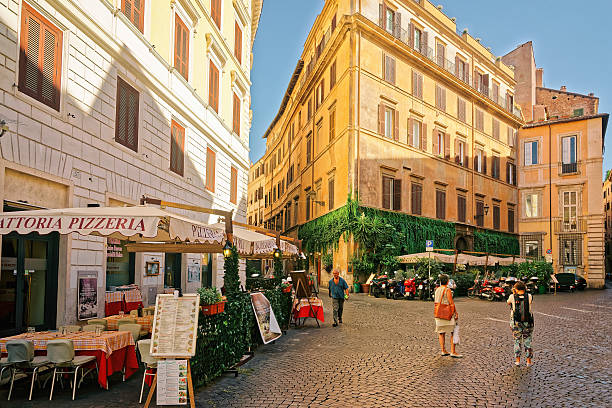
383, 55, 396, 85
230, 166, 238, 204
329, 110, 335, 142
435, 84, 446, 111
19, 3, 63, 111
476, 201, 484, 227
492, 156, 500, 179
174, 14, 189, 80
306, 132, 312, 163
476, 109, 484, 131
121, 0, 145, 32
209, 61, 219, 112
457, 97, 466, 122
206, 147, 216, 192
411, 183, 422, 215
234, 21, 242, 64
115, 77, 139, 152
412, 71, 423, 99
457, 195, 466, 223
436, 190, 446, 220
493, 118, 500, 140
382, 176, 401, 211
328, 178, 335, 210
211, 0, 221, 29
170, 120, 185, 176
330, 60, 337, 88
232, 92, 241, 134
508, 207, 515, 233
493, 205, 500, 230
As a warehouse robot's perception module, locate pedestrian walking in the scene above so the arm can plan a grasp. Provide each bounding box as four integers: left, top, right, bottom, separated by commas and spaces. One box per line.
434, 274, 462, 358
507, 280, 534, 366
328, 268, 349, 327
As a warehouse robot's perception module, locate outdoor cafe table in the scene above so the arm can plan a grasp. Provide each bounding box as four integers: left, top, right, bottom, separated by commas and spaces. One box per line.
292, 297, 325, 324
0, 330, 138, 389
104, 314, 154, 333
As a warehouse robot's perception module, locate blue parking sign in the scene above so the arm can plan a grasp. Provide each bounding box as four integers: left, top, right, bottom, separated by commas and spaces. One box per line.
426, 240, 434, 252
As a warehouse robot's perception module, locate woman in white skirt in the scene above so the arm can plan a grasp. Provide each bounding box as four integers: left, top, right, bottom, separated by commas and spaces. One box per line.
434, 274, 462, 358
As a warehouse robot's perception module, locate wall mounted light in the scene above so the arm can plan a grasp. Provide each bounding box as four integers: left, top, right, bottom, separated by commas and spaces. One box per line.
223, 240, 233, 258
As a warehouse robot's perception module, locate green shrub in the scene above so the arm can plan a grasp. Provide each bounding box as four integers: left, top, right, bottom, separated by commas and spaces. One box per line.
450, 272, 476, 296
196, 287, 222, 305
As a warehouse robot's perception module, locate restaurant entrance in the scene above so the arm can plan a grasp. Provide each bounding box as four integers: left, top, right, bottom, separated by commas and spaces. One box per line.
0, 231, 59, 337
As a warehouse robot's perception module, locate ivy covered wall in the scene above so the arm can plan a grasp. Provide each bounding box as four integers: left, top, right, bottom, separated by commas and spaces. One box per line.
298, 196, 519, 258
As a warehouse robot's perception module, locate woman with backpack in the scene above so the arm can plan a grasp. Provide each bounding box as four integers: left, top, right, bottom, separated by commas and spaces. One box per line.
507, 281, 534, 366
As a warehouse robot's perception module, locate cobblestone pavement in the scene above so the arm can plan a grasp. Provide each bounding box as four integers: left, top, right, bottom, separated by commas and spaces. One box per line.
1, 287, 611, 407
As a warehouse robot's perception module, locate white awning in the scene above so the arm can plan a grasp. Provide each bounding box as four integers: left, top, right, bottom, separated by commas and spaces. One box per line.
0, 205, 225, 244
209, 223, 299, 255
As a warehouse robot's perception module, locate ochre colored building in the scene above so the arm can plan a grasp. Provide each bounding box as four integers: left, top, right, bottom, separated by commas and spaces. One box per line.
249, 0, 523, 285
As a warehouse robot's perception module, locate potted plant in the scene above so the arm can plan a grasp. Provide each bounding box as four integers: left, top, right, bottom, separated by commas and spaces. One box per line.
281, 281, 292, 293
197, 287, 225, 315
534, 261, 553, 294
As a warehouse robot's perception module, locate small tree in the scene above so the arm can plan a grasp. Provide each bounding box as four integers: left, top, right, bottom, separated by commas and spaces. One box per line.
223, 246, 240, 295
273, 253, 284, 279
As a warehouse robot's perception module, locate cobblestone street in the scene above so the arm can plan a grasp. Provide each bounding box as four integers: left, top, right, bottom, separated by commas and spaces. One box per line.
2, 287, 611, 407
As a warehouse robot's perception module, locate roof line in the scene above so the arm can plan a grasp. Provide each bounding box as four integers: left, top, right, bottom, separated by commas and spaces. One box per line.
537, 86, 598, 99
262, 59, 304, 139
523, 113, 609, 128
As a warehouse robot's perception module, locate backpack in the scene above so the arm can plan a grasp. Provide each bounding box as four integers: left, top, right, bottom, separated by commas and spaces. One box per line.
513, 294, 533, 324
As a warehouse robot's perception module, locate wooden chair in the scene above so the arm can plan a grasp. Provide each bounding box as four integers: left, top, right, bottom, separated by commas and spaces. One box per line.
87, 319, 107, 329
82, 325, 105, 333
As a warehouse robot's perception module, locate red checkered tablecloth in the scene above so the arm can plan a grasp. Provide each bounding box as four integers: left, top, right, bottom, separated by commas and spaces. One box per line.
104, 314, 154, 332
293, 297, 323, 312
105, 291, 123, 303
0, 330, 134, 357
123, 289, 142, 303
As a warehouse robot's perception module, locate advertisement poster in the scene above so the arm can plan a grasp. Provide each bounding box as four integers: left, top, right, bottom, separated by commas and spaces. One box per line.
78, 273, 98, 320
187, 256, 201, 283
250, 292, 282, 344
150, 294, 199, 357
156, 359, 188, 405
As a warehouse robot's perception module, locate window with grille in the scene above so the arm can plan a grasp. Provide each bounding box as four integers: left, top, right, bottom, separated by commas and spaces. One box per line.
170, 120, 185, 176
174, 14, 189, 80
115, 77, 139, 152
206, 147, 216, 192
436, 190, 446, 220
522, 237, 541, 258
121, 0, 145, 32
230, 166, 238, 204
411, 183, 422, 215
562, 191, 578, 231
560, 235, 582, 266
19, 3, 63, 111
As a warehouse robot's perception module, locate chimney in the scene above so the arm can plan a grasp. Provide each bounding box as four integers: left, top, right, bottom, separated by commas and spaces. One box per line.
560, 85, 567, 92
536, 68, 543, 88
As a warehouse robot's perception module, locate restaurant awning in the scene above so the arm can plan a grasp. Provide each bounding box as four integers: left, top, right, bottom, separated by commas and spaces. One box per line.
397, 252, 455, 264
0, 205, 225, 243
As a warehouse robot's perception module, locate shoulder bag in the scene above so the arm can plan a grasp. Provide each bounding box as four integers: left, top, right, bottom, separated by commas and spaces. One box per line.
434, 288, 456, 321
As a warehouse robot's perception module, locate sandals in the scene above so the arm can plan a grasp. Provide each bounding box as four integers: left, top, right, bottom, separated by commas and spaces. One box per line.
440, 352, 450, 356
450, 353, 463, 358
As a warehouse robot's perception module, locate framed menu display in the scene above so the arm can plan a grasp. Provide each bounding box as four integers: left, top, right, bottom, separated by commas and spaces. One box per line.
156, 359, 188, 405
150, 294, 200, 357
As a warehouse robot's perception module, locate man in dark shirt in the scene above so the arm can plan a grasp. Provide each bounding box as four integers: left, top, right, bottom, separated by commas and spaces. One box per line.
329, 268, 349, 327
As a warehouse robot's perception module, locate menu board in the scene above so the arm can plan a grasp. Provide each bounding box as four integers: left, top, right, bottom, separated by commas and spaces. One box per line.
150, 294, 199, 357
156, 359, 188, 405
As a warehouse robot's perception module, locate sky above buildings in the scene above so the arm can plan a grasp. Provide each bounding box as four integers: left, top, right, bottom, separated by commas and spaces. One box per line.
249, 0, 612, 176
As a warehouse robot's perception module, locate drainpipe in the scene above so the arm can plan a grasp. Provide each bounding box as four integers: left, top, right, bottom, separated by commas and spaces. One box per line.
549, 124, 553, 265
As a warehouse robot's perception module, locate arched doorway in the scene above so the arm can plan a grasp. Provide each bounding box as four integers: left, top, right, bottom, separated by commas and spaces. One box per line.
455, 236, 469, 252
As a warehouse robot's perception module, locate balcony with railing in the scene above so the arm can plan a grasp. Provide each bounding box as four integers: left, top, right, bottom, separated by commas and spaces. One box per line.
554, 216, 587, 234
559, 161, 579, 175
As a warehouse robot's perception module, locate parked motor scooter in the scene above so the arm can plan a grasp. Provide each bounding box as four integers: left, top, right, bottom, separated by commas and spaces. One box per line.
370, 274, 388, 298
403, 276, 417, 299
488, 278, 506, 301
520, 276, 539, 294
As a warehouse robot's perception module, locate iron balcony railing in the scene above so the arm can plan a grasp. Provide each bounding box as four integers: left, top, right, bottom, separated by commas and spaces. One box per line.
560, 162, 579, 175
554, 216, 587, 233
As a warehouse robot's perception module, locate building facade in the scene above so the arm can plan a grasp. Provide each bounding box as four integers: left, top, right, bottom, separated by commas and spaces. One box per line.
603, 171, 612, 280
249, 0, 523, 285
504, 41, 608, 288
0, 0, 261, 335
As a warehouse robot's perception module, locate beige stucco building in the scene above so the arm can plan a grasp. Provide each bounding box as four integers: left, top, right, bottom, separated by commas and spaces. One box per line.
0, 0, 261, 335
248, 0, 523, 286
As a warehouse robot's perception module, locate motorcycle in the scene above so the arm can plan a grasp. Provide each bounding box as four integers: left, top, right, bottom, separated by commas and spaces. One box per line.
416, 275, 435, 300
403, 277, 417, 300
521, 276, 539, 294
370, 274, 389, 298
385, 276, 398, 299
488, 278, 506, 301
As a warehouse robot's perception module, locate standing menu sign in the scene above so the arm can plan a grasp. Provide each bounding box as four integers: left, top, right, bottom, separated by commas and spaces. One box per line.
250, 292, 282, 344
150, 294, 199, 357
156, 359, 188, 405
